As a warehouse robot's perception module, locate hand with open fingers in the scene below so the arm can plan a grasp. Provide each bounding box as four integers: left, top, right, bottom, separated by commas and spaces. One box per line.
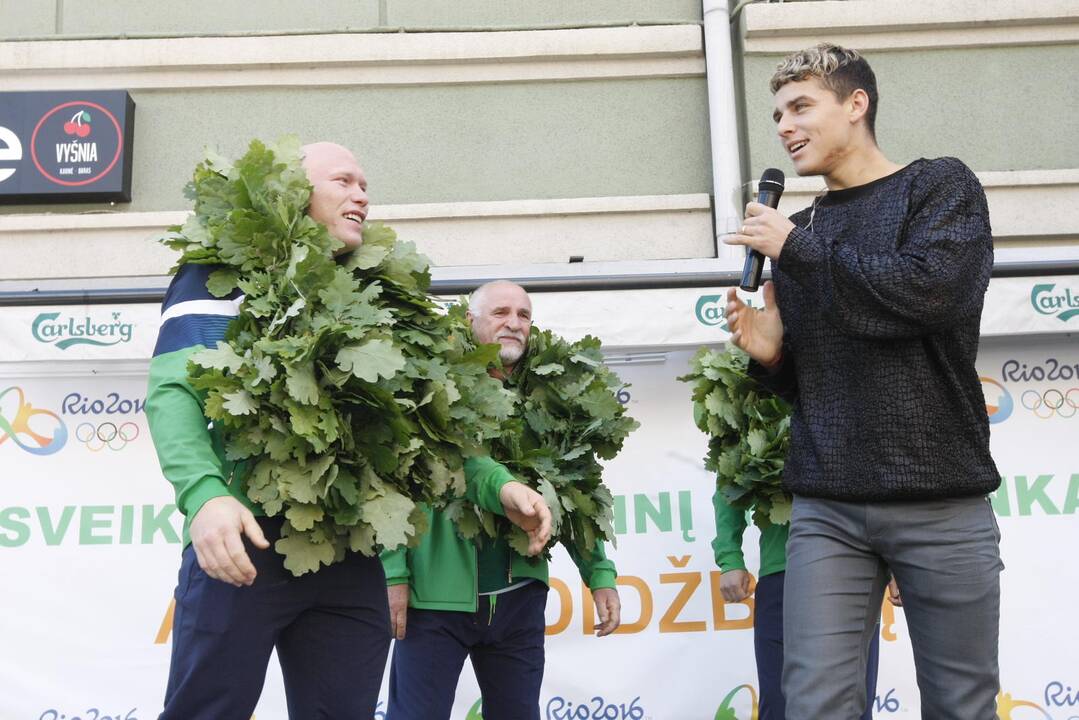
388, 584, 410, 640
499, 481, 553, 556
592, 587, 621, 637
726, 282, 784, 367
723, 202, 796, 261
719, 568, 752, 603
887, 577, 903, 607
188, 495, 270, 587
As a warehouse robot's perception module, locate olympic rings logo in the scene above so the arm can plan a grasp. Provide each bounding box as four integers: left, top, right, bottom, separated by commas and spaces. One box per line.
75, 421, 140, 451
1020, 388, 1079, 419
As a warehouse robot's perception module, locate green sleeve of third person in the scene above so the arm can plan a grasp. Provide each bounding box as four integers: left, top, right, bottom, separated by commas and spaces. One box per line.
712, 485, 749, 572
567, 539, 617, 591
757, 521, 790, 578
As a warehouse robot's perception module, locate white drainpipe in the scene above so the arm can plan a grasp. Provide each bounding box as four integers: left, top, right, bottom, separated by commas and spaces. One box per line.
702, 0, 745, 262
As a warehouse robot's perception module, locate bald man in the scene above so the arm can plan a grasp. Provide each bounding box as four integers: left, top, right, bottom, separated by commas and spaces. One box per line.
148, 145, 552, 718
381, 281, 621, 720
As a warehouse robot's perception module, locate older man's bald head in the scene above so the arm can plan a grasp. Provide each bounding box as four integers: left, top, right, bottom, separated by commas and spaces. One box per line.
468, 280, 529, 316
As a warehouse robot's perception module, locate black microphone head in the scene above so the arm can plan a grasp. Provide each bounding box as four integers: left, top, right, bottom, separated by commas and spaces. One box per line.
759, 167, 785, 192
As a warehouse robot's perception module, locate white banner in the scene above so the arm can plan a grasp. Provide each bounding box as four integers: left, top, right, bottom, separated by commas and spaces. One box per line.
1, 274, 1075, 366
0, 305, 157, 362
1, 321, 1076, 719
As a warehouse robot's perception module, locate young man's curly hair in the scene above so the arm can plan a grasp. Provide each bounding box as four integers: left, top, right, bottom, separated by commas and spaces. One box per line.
771, 43, 880, 138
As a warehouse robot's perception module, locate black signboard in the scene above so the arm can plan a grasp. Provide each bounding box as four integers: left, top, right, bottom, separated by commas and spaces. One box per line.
0, 90, 135, 204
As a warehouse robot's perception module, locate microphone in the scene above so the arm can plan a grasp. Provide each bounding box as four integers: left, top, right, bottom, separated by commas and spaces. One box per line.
739, 168, 785, 292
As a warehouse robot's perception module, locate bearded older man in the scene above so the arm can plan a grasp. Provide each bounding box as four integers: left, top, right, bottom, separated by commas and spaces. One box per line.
381, 280, 621, 720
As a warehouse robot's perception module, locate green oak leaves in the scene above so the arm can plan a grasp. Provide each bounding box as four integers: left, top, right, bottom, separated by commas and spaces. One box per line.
446, 308, 640, 562
680, 346, 792, 528
165, 137, 514, 575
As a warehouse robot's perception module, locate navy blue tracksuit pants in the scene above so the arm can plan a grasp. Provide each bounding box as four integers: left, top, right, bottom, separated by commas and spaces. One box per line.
755, 571, 879, 720
160, 517, 391, 720
387, 581, 548, 720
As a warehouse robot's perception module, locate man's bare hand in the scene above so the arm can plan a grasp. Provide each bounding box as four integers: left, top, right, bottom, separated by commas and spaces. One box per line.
189, 496, 269, 587
723, 202, 797, 261
719, 569, 752, 603
388, 584, 410, 640
726, 282, 784, 367
592, 587, 621, 637
887, 577, 903, 607
499, 481, 553, 556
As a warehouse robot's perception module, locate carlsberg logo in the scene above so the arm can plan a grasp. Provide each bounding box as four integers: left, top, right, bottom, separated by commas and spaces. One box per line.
695, 295, 725, 327
32, 311, 134, 350
1031, 283, 1079, 322
695, 294, 753, 330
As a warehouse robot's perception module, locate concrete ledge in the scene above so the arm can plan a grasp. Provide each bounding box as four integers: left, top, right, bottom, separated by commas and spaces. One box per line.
6, 166, 1074, 281
0, 25, 704, 91
0, 194, 715, 279
777, 168, 1079, 241
742, 0, 1079, 53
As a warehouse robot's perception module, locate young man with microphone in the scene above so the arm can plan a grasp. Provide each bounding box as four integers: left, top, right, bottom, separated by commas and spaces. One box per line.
724, 44, 1003, 720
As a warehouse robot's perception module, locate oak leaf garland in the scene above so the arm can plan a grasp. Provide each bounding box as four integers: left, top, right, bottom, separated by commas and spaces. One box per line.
442, 303, 639, 561
680, 346, 792, 528
162, 136, 515, 575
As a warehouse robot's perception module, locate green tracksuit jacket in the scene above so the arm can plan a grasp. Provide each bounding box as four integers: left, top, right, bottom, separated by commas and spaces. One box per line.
712, 486, 789, 578
381, 468, 618, 612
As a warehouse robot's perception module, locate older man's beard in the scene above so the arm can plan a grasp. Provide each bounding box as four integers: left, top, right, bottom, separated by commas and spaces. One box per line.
497, 333, 527, 367
499, 345, 524, 366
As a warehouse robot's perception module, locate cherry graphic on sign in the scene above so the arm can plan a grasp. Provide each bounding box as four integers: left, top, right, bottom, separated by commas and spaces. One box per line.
63, 110, 92, 137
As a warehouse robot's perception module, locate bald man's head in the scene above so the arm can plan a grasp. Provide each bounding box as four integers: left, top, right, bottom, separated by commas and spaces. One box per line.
301, 142, 368, 253
468, 281, 532, 372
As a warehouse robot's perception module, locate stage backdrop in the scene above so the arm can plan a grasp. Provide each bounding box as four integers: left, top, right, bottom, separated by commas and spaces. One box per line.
1, 281, 1077, 720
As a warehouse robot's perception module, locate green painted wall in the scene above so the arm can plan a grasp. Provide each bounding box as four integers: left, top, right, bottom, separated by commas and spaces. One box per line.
384, 0, 701, 29
1, 0, 700, 39
0, 0, 56, 38
740, 45, 1079, 176
0, 78, 711, 213
60, 0, 379, 36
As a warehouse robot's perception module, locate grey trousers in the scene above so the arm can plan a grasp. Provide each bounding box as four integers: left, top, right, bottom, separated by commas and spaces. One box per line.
782, 494, 1003, 720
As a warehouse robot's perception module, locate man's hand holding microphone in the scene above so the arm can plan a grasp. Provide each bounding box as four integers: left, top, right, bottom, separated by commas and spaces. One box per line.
723, 169, 796, 367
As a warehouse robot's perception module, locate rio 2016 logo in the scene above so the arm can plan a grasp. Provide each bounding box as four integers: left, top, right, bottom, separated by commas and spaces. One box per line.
714, 684, 758, 720
996, 682, 1079, 719
545, 695, 645, 719
61, 391, 145, 451
997, 359, 1079, 420
996, 689, 1053, 719
980, 377, 1014, 425
1020, 389, 1078, 420
75, 421, 140, 451
0, 386, 68, 456
39, 709, 138, 720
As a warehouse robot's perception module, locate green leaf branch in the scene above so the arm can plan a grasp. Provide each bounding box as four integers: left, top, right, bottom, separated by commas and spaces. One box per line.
444, 306, 640, 562
165, 137, 515, 575
679, 345, 793, 528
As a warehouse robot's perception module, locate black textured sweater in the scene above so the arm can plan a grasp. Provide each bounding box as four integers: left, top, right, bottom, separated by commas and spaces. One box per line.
750, 157, 1001, 501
